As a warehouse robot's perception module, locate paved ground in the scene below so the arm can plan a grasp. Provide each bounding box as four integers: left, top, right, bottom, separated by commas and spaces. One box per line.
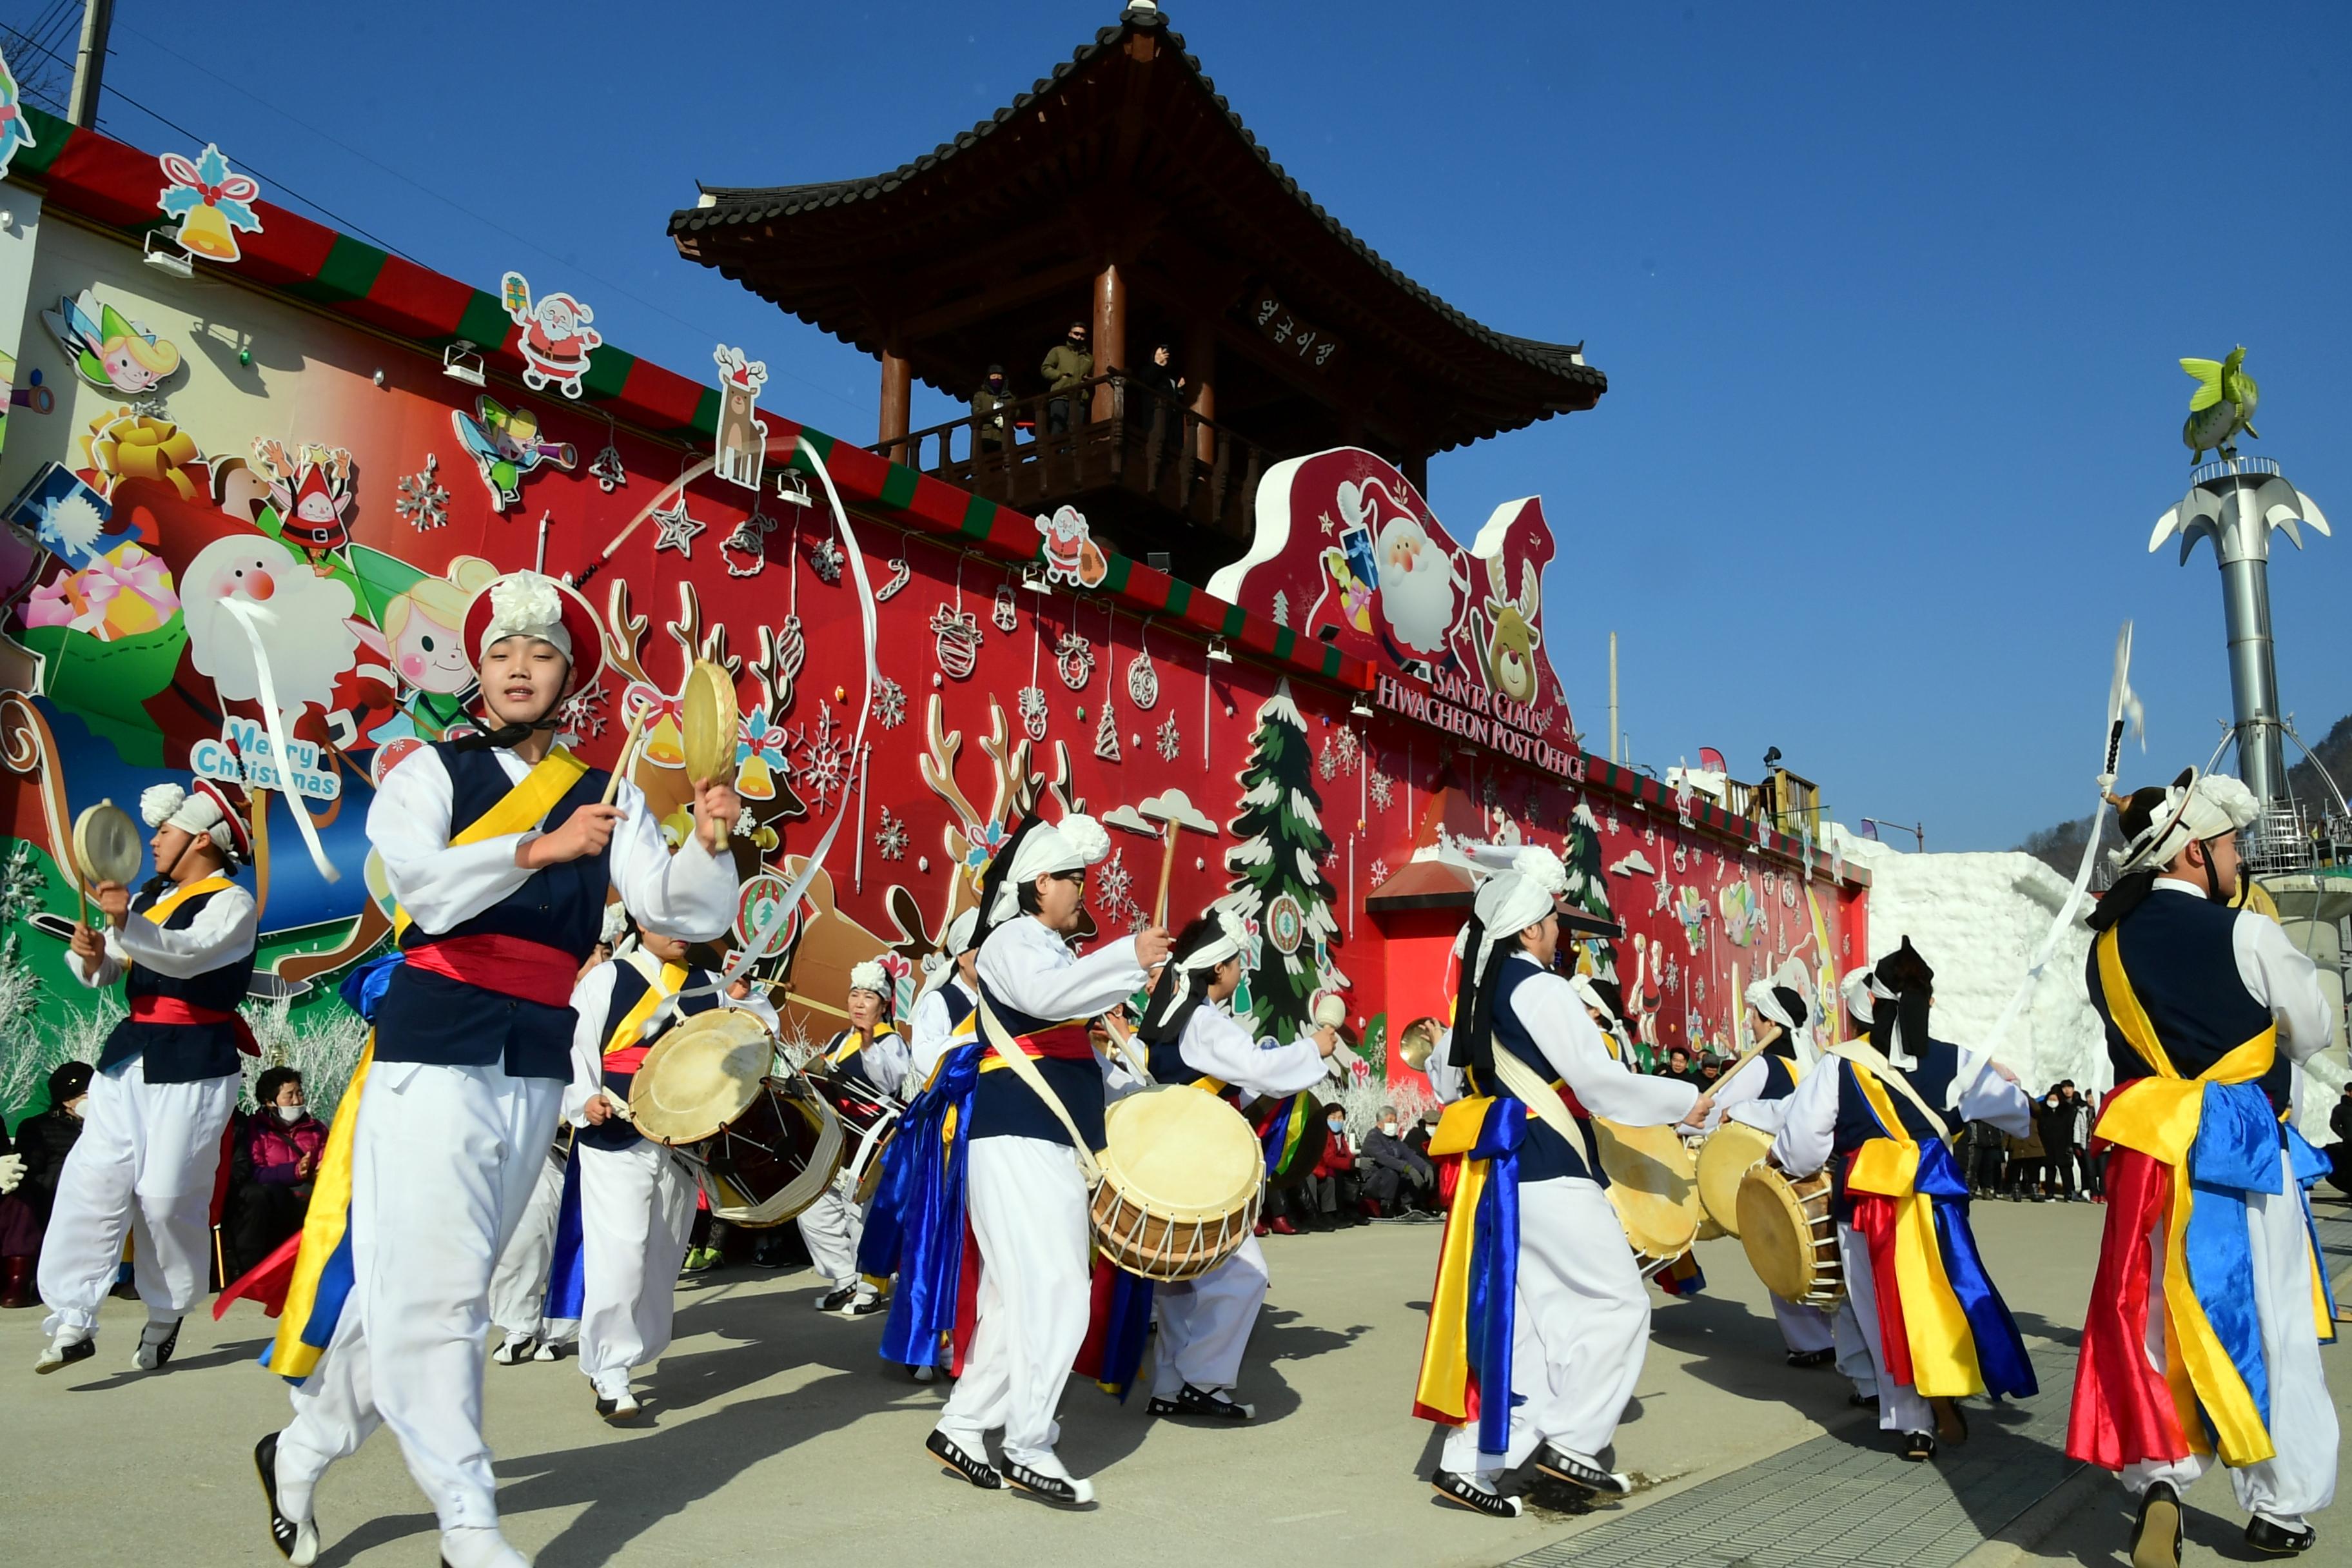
4, 1193, 2347, 1567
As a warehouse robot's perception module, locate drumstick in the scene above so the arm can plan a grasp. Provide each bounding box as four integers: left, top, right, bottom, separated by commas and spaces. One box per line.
1152, 822, 1179, 928
599, 703, 649, 808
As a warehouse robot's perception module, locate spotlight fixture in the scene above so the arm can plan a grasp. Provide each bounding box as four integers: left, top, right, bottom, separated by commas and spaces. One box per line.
1205, 637, 1233, 665
142, 232, 193, 278
441, 339, 485, 387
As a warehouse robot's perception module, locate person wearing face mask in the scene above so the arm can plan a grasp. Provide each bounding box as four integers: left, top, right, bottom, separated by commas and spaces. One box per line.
1770, 939, 2037, 1464
36, 776, 259, 1377
2, 1063, 95, 1309
1134, 909, 1335, 1420
226, 1069, 330, 1281
970, 366, 1013, 456
2071, 771, 2338, 1565
1358, 1104, 1435, 1219
1308, 1104, 1366, 1229
1039, 321, 1092, 435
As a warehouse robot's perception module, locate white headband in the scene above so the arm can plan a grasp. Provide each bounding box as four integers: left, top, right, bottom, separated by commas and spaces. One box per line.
139, 782, 239, 862
1839, 965, 1876, 1028
985, 814, 1110, 924
1568, 973, 1616, 1024
478, 572, 574, 663
2112, 771, 2259, 874
1149, 908, 1248, 1026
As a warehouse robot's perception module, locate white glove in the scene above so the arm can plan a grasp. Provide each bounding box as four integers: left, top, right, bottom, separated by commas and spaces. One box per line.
0, 1152, 23, 1194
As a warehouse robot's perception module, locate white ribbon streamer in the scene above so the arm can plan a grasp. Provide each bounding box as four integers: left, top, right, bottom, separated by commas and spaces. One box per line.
217, 597, 342, 884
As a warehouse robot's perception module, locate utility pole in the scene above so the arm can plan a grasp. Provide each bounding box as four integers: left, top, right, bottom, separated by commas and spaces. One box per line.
68, 0, 113, 130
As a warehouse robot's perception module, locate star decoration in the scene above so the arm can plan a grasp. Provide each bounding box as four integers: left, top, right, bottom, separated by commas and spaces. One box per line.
651, 497, 704, 558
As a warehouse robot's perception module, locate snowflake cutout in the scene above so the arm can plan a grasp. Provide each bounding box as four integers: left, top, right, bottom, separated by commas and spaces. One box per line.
557, 675, 608, 740
875, 806, 909, 861
1318, 740, 1341, 780
1156, 714, 1181, 761
1017, 684, 1049, 741
1055, 632, 1094, 691
1663, 958, 1681, 995
1336, 729, 1360, 767
784, 704, 853, 812
721, 509, 777, 578
1368, 857, 1390, 886
1094, 848, 1135, 920
651, 497, 704, 558
591, 440, 627, 494
874, 676, 907, 730
395, 453, 450, 532
810, 535, 845, 585
1369, 767, 1393, 812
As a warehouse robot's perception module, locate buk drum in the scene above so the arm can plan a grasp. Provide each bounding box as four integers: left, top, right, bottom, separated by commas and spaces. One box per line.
1593, 1118, 1700, 1277
1736, 1165, 1844, 1308
629, 1007, 843, 1227
1696, 1121, 1776, 1239
1090, 1086, 1264, 1282
807, 1067, 901, 1207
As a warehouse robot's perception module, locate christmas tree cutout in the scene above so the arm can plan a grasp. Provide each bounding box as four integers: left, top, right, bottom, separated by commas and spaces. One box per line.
1220, 678, 1347, 1039
1095, 695, 1121, 761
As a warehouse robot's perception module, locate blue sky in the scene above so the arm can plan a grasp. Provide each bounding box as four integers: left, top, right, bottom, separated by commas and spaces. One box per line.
21, 1, 2351, 848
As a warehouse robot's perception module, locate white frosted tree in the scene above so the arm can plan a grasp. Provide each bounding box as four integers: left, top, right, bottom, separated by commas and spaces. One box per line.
1221, 678, 1348, 1038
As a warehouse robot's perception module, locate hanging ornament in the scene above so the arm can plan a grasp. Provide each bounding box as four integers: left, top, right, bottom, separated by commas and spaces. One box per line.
1156, 714, 1181, 761
875, 806, 909, 862
1055, 631, 1094, 691
591, 429, 627, 493
875, 557, 912, 602
651, 496, 704, 558
932, 605, 981, 680
874, 676, 907, 729
721, 509, 776, 578
1018, 684, 1049, 741
992, 583, 1019, 633
1126, 651, 1159, 710
394, 453, 449, 532
1095, 695, 1121, 761
810, 535, 845, 585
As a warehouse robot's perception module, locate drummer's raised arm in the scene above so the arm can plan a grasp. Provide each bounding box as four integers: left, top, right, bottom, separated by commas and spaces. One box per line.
1182, 1005, 1322, 1100
606, 777, 736, 944
1514, 975, 1698, 1128
1766, 1059, 1840, 1178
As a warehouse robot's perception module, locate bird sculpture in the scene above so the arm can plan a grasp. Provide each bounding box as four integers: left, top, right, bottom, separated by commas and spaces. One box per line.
2179, 346, 2260, 464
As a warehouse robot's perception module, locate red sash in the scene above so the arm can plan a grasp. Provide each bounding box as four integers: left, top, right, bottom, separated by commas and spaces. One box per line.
404, 933, 579, 1008
130, 995, 260, 1057
1009, 1023, 1095, 1061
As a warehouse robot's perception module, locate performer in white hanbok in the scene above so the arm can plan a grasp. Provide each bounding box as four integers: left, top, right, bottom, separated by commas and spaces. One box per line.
1770, 938, 2037, 1464
255, 571, 739, 1568
1414, 850, 1712, 1517
906, 908, 981, 1084
37, 777, 257, 1375
2068, 771, 2337, 1566
487, 1138, 574, 1366
926, 813, 1168, 1507
562, 925, 769, 1417
1135, 909, 1337, 1421
800, 957, 911, 1316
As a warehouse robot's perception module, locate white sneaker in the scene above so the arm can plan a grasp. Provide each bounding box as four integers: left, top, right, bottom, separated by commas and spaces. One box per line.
531, 1338, 566, 1362
439, 1525, 530, 1568
492, 1333, 537, 1366
34, 1331, 94, 1374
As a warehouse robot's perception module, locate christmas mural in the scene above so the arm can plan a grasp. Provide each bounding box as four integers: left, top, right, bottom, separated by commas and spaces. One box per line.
1219, 680, 1346, 1038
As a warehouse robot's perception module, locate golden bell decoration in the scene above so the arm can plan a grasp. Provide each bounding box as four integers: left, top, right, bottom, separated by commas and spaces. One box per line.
175, 202, 240, 261
641, 710, 685, 769
735, 750, 776, 801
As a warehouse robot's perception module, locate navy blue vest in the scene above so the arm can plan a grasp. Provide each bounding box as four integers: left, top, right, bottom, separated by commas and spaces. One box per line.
2086, 888, 2288, 1113
968, 981, 1106, 1151
1828, 1041, 1961, 1217
1145, 1008, 1243, 1097
577, 960, 721, 1152
374, 743, 614, 1080
1757, 1052, 1801, 1102
940, 985, 976, 1032
97, 877, 255, 1083
821, 1026, 898, 1101
1466, 959, 1604, 1185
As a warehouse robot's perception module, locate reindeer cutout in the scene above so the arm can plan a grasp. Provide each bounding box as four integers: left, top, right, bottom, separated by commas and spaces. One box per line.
712, 345, 769, 491
1475, 551, 1542, 704
602, 578, 789, 842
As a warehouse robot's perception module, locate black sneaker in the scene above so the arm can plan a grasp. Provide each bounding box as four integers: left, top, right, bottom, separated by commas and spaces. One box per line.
2130, 1481, 2182, 1568
253, 1433, 320, 1565
492, 1334, 538, 1366
1847, 1391, 1879, 1409
136, 1318, 182, 1370
1536, 1446, 1631, 1493
1785, 1348, 1835, 1368
815, 1284, 859, 1313
2245, 1515, 2317, 1556
1146, 1382, 1254, 1422
926, 1429, 1003, 1490
1900, 1430, 1937, 1462
999, 1458, 1094, 1507
1430, 1469, 1523, 1517
34, 1334, 95, 1374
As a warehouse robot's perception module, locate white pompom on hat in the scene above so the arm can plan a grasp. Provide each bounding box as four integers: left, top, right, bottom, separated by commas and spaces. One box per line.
460, 570, 606, 697
140, 778, 250, 863
848, 959, 888, 997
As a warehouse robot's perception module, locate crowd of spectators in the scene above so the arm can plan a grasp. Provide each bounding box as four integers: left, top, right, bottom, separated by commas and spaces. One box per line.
1255, 1103, 1444, 1236
964, 323, 1193, 446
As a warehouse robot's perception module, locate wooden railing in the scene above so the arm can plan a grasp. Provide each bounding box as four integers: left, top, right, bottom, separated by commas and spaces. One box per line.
876, 373, 1273, 540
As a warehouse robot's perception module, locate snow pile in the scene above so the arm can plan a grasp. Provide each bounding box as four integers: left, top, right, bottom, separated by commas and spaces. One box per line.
1839, 837, 2105, 1095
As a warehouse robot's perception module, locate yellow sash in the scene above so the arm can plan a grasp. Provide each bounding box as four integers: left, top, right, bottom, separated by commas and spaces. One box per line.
1842, 1062, 1982, 1397
2088, 926, 2302, 1465
828, 1024, 898, 1068
1413, 1094, 1497, 1420
271, 745, 592, 1381
389, 747, 591, 941
141, 875, 235, 925
606, 957, 689, 1055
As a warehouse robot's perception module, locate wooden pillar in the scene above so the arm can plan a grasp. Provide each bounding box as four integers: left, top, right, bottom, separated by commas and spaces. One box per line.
1090, 262, 1126, 423
878, 342, 912, 464
1402, 450, 1429, 498
1186, 315, 1217, 463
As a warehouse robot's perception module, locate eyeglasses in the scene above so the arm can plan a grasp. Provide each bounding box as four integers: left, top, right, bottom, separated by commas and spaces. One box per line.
1048, 870, 1086, 887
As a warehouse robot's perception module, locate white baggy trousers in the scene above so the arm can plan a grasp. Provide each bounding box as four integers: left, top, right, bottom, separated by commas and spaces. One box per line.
1152, 1233, 1268, 1398
2120, 1147, 2338, 1530
934, 1135, 1092, 1469
1441, 1175, 1652, 1480
1836, 1219, 1935, 1435
796, 1182, 866, 1291
39, 1055, 239, 1335
277, 1061, 562, 1532
576, 1137, 694, 1397
487, 1143, 573, 1344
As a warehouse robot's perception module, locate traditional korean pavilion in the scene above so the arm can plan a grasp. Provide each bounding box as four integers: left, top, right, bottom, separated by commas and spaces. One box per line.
669, 2, 1604, 582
